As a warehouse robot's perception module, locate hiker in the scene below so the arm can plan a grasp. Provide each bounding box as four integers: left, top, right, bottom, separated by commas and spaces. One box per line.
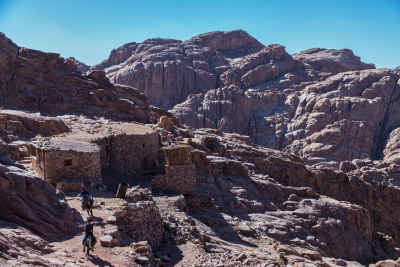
82, 218, 96, 248
79, 185, 91, 210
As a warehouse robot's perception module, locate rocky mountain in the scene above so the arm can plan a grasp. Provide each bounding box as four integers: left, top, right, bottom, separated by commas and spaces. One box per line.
2, 30, 400, 266
92, 30, 400, 170
67, 57, 90, 72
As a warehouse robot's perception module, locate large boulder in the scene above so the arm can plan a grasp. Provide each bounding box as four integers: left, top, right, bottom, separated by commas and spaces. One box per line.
0, 163, 81, 239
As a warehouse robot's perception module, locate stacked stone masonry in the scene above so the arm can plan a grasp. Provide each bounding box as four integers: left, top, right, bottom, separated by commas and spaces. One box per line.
152, 145, 196, 195
113, 201, 164, 247
30, 123, 159, 186
165, 164, 196, 195
30, 139, 101, 185
109, 132, 159, 176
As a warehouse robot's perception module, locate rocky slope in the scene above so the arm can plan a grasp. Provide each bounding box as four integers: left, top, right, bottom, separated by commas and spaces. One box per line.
185, 128, 400, 263
94, 30, 400, 170
2, 31, 400, 266
0, 32, 156, 123
0, 164, 82, 239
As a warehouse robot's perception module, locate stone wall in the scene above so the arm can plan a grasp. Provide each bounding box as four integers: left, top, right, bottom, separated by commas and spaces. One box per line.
30, 125, 159, 186
30, 144, 46, 178
152, 164, 196, 195
109, 132, 159, 176
166, 164, 196, 195
44, 150, 102, 185
92, 137, 112, 169
113, 201, 164, 247
162, 145, 192, 165
30, 142, 102, 185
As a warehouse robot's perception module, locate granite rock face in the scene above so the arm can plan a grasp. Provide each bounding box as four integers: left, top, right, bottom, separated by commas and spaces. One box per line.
92, 29, 400, 168
93, 30, 301, 110
176, 66, 400, 169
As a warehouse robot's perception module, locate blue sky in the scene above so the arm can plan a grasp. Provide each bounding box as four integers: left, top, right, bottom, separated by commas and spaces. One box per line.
0, 0, 399, 68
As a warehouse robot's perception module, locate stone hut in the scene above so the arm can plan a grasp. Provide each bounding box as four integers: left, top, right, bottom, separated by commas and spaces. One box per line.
30, 138, 101, 186
152, 145, 196, 195
64, 124, 159, 176
30, 123, 159, 188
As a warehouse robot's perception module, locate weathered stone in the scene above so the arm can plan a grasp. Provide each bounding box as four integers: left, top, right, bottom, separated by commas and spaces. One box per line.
0, 33, 154, 123
136, 256, 150, 264
99, 235, 113, 247
56, 181, 82, 192
115, 193, 164, 247
375, 260, 399, 267
0, 163, 81, 240
30, 123, 159, 185
164, 164, 196, 195
135, 245, 151, 253
107, 216, 116, 224
238, 223, 252, 235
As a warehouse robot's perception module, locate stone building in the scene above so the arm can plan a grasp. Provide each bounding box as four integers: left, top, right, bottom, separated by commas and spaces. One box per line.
152, 145, 196, 195
30, 123, 159, 188
30, 139, 101, 186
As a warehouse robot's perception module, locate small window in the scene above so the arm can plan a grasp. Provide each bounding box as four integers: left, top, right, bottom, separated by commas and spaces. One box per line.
64, 159, 72, 166
142, 143, 145, 148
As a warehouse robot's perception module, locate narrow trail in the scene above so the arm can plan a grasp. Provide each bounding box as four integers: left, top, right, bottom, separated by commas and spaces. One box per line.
43, 190, 133, 267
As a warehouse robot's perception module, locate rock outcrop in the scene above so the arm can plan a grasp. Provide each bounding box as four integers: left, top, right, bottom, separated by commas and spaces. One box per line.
66, 57, 90, 72
92, 29, 398, 168
93, 30, 302, 110
0, 32, 154, 123
186, 129, 400, 263
0, 163, 81, 239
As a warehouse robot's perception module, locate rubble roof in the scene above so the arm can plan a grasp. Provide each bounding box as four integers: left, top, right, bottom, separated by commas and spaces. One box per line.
56, 123, 155, 143
31, 123, 155, 153
31, 138, 98, 153
50, 139, 99, 152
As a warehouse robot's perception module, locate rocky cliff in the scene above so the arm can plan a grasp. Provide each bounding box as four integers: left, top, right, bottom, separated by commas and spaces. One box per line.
2, 30, 400, 266
0, 32, 155, 123
91, 30, 400, 169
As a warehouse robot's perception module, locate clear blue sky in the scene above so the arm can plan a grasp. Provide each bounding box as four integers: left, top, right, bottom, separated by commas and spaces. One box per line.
0, 0, 399, 68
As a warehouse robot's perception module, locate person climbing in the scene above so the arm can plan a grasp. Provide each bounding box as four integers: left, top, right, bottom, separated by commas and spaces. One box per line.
79, 185, 91, 210
82, 218, 96, 250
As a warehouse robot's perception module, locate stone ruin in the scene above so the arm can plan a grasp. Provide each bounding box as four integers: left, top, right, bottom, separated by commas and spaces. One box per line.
30, 138, 101, 191
151, 144, 196, 195
29, 123, 159, 190
113, 187, 164, 247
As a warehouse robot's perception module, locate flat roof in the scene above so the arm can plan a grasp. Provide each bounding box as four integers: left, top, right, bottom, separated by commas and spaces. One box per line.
31, 122, 156, 153
55, 123, 156, 143
50, 139, 99, 153
31, 139, 99, 153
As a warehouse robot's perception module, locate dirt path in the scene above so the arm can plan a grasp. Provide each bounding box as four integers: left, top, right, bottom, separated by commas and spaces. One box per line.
42, 190, 133, 267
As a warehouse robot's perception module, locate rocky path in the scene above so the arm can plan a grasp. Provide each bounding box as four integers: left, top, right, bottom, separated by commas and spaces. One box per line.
42, 190, 134, 267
